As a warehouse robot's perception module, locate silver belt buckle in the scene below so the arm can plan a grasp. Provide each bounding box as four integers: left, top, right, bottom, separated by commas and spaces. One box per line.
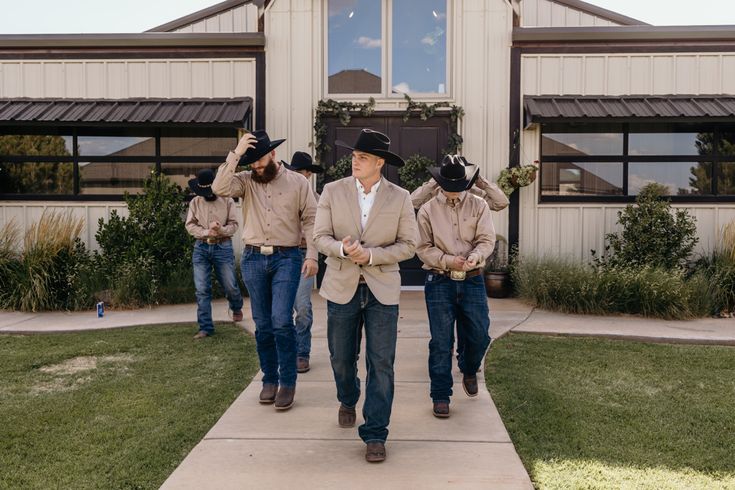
206, 237, 217, 245
260, 245, 274, 256
450, 270, 466, 281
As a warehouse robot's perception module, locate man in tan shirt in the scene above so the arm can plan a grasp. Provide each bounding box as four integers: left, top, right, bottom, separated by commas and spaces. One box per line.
212, 130, 318, 411
416, 155, 496, 419
314, 129, 418, 463
185, 168, 243, 340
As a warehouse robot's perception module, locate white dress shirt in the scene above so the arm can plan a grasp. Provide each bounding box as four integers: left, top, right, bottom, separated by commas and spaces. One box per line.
340, 177, 381, 265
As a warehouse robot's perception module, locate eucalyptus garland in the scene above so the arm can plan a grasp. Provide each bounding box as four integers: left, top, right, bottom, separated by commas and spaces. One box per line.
311, 95, 464, 165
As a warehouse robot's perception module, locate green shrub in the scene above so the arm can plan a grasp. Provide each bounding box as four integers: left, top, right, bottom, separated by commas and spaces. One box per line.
397, 154, 434, 193
692, 252, 735, 316
95, 173, 193, 307
592, 184, 698, 271
512, 255, 709, 319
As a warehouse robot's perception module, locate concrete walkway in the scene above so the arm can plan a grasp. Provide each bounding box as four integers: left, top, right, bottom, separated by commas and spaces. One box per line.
161, 294, 535, 489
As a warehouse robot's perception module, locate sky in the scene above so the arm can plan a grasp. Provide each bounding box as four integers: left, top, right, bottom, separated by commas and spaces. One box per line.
1, 0, 735, 34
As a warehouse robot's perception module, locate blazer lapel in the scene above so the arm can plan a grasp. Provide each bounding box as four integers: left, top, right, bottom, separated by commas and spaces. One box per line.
344, 177, 363, 235
362, 177, 390, 236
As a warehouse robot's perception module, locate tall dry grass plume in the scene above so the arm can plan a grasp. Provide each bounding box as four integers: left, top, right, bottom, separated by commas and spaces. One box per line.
24, 210, 84, 255
0, 219, 20, 256
721, 220, 735, 262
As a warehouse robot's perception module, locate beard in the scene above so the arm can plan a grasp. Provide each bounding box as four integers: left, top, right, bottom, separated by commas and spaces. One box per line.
251, 157, 278, 184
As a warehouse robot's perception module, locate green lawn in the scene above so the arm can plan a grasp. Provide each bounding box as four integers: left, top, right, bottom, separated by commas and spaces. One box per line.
486, 334, 735, 490
0, 323, 258, 489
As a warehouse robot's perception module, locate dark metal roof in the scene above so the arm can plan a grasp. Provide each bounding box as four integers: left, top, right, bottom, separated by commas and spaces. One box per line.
525, 95, 735, 125
0, 98, 252, 126
147, 0, 256, 33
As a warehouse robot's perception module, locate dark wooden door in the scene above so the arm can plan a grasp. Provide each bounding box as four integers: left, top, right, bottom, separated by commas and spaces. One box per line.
319, 112, 451, 286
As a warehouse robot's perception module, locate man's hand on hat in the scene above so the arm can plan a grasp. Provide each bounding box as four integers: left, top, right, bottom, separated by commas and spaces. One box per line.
475, 175, 490, 190
233, 133, 258, 158
302, 258, 318, 278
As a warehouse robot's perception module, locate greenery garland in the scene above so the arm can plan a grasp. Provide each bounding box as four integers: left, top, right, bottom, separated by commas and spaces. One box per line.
397, 154, 435, 193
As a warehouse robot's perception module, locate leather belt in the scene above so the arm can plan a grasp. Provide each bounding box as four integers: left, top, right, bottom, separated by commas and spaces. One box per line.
199, 237, 231, 245
245, 244, 298, 256
431, 268, 483, 281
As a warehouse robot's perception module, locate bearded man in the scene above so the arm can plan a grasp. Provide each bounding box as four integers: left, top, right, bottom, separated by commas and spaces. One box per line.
212, 130, 318, 411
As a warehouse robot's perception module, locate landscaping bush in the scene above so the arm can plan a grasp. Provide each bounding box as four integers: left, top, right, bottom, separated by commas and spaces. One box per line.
592, 183, 698, 271
512, 255, 709, 319
95, 173, 194, 307
691, 252, 735, 316
0, 212, 96, 312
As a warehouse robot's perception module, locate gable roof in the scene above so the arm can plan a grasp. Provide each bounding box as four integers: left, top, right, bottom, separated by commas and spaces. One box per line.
146, 0, 256, 33
546, 0, 648, 26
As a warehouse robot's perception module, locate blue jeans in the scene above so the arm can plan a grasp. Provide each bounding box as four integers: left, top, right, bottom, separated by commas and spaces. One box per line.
327, 285, 398, 444
193, 240, 243, 335
425, 273, 491, 403
241, 247, 302, 388
294, 249, 314, 359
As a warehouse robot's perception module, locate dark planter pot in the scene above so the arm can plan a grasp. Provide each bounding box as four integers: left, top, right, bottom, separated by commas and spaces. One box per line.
484, 271, 511, 298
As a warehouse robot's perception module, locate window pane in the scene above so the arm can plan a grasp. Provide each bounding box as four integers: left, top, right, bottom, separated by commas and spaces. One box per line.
0, 161, 73, 194
78, 162, 153, 195
629, 162, 712, 196
328, 0, 382, 94
718, 133, 735, 157
391, 0, 447, 94
78, 136, 155, 157
719, 163, 735, 195
542, 133, 623, 156
0, 134, 73, 157
161, 163, 217, 191
629, 133, 713, 156
541, 162, 623, 196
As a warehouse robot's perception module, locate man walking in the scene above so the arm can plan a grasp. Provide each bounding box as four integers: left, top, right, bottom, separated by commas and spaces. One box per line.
283, 151, 324, 373
415, 155, 496, 418
314, 129, 418, 463
185, 168, 243, 339
213, 131, 318, 411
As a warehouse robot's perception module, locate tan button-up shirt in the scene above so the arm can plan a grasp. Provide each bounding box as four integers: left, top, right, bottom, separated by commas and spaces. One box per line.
411, 176, 509, 212
416, 191, 496, 271
185, 196, 238, 240
212, 151, 318, 260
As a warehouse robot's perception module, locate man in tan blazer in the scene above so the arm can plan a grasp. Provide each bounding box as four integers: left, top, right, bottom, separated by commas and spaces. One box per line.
314, 129, 418, 463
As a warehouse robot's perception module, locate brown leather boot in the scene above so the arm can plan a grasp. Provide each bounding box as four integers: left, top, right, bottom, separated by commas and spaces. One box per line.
462, 374, 479, 397
338, 404, 356, 428
365, 442, 386, 463
274, 386, 295, 411
297, 357, 310, 373
259, 383, 278, 404
432, 401, 450, 418
232, 310, 243, 322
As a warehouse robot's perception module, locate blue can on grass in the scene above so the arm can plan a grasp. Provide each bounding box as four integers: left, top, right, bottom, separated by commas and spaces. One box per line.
96, 301, 105, 318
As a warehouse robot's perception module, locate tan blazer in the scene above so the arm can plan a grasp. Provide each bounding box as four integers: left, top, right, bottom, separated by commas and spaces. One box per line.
314, 176, 418, 306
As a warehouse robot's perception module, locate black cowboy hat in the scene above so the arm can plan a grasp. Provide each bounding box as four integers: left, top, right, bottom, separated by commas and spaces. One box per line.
188, 168, 216, 198
429, 155, 480, 193
239, 129, 286, 165
282, 151, 324, 174
335, 129, 405, 167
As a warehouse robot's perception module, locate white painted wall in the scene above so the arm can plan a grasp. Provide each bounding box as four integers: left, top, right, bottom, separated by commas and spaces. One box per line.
519, 54, 735, 260
0, 58, 256, 99
172, 4, 259, 33
520, 0, 620, 27
263, 0, 512, 239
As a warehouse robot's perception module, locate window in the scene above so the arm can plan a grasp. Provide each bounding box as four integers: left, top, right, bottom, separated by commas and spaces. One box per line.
0, 126, 237, 199
326, 0, 449, 97
539, 123, 735, 201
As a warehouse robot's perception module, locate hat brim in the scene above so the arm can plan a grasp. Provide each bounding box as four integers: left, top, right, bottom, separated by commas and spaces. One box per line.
429, 164, 480, 193
239, 138, 286, 165
188, 178, 214, 198
281, 161, 325, 174
335, 140, 405, 167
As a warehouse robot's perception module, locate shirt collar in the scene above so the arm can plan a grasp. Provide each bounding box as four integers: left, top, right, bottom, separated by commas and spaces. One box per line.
356, 177, 382, 196
437, 190, 467, 205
